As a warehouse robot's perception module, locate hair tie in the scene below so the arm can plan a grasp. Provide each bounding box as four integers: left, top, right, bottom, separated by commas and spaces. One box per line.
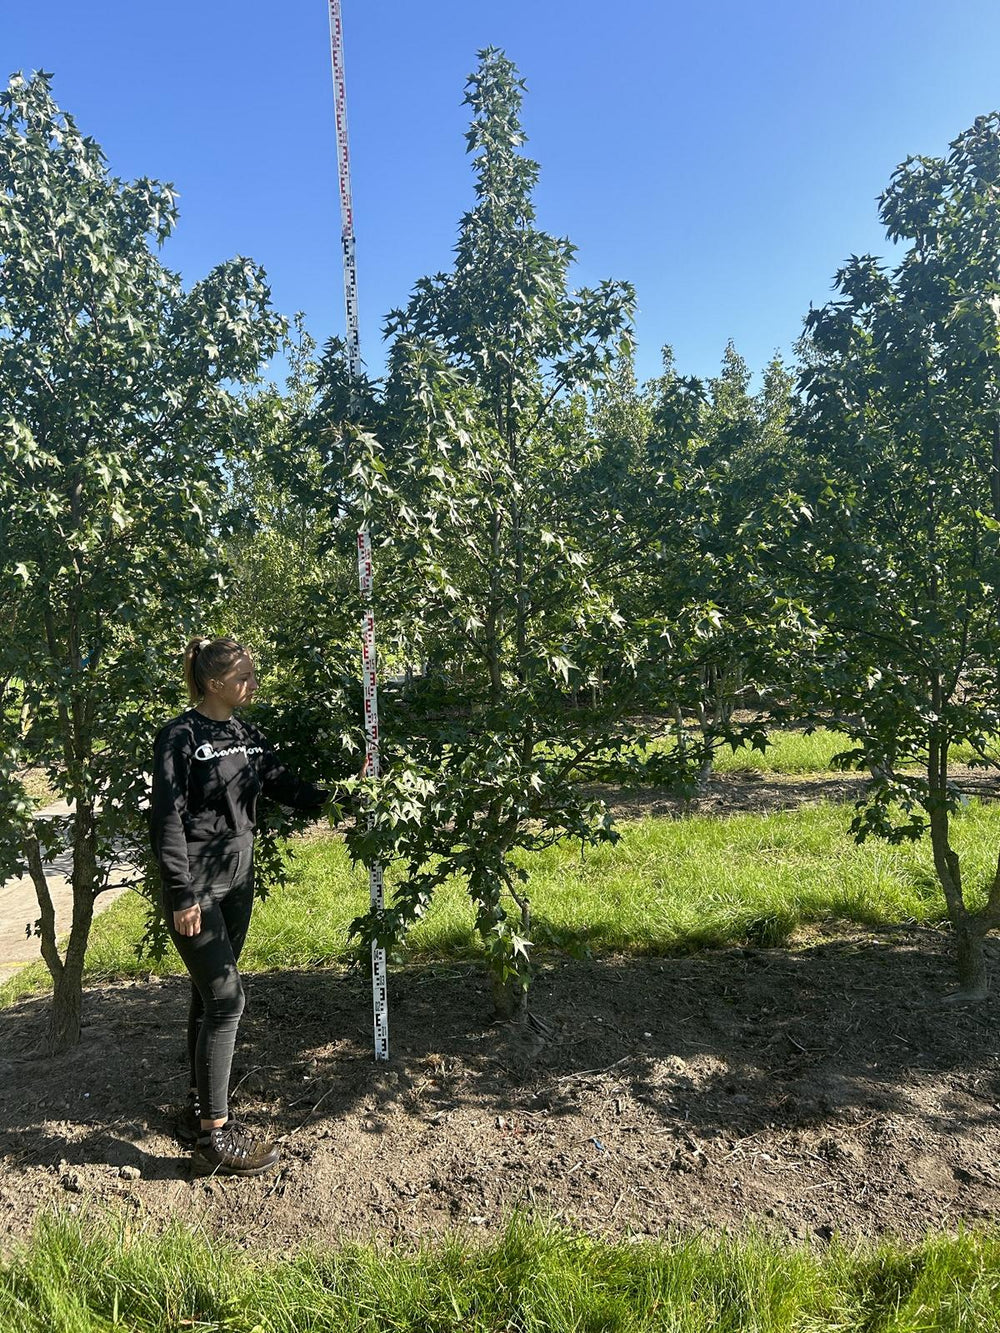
198, 638, 211, 650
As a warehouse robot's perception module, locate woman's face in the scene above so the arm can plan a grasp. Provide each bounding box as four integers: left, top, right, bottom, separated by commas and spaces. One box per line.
210, 653, 258, 711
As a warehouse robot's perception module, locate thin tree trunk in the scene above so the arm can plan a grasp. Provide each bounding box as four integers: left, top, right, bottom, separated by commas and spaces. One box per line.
927, 810, 984, 994
953, 915, 988, 999
47, 955, 88, 1053
490, 970, 528, 1022
695, 672, 715, 792
928, 717, 987, 997
486, 508, 503, 702
486, 858, 532, 1023
25, 806, 99, 1052
55, 799, 98, 1044
673, 704, 686, 756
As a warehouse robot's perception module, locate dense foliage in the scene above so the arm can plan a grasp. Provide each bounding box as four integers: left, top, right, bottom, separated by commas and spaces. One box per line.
0, 73, 283, 1048
787, 113, 1000, 994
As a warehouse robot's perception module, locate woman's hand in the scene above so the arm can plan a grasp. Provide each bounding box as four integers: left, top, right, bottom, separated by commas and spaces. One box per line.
173, 905, 202, 938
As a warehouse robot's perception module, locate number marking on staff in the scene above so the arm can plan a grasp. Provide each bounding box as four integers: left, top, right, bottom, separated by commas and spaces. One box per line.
330, 0, 389, 1061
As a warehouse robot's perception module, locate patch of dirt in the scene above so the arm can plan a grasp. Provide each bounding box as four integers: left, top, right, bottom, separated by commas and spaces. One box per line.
587, 763, 1000, 821
3, 926, 1000, 1253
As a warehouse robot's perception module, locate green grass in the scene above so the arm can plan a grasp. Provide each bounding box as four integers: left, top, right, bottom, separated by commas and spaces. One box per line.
605, 725, 1000, 779
570, 726, 851, 781
8, 797, 1000, 1010
713, 726, 848, 774
3, 1210, 1000, 1332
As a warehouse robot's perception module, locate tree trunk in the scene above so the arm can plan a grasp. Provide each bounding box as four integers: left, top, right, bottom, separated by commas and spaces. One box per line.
486, 508, 503, 703
47, 956, 87, 1052
489, 869, 531, 1024
25, 805, 99, 1053
953, 915, 988, 1000
48, 881, 96, 1051
695, 689, 714, 793
694, 661, 740, 794
673, 704, 687, 756
927, 721, 987, 998
24, 831, 62, 989
491, 971, 528, 1022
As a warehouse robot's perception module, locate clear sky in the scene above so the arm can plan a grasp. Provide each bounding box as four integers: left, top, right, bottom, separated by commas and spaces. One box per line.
5, 1, 1000, 388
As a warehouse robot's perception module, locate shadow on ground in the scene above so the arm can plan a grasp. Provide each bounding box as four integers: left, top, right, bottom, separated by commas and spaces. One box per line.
585, 763, 1000, 821
1, 926, 999, 1249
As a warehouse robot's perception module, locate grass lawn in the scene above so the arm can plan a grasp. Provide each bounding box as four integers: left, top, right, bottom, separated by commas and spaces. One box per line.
662, 725, 849, 775
611, 724, 1000, 778
6, 796, 1000, 1008
4, 1211, 1000, 1332
17, 769, 58, 808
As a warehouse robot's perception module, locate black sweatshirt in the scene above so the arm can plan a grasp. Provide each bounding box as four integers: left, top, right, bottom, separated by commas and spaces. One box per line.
150, 710, 327, 912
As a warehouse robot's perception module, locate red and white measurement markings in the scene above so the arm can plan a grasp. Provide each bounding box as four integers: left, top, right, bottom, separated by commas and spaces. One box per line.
330, 0, 389, 1061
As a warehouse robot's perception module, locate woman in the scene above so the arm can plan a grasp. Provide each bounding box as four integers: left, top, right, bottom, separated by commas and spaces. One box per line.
150, 636, 328, 1177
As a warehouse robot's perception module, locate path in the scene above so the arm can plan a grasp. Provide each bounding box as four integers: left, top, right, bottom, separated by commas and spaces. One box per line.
0, 801, 132, 984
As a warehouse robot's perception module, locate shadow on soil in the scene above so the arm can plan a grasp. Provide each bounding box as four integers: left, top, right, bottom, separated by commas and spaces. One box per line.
1, 925, 997, 1178
587, 764, 1000, 821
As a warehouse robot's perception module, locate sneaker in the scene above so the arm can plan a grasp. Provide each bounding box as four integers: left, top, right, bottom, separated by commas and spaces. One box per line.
192, 1120, 280, 1178
175, 1093, 201, 1147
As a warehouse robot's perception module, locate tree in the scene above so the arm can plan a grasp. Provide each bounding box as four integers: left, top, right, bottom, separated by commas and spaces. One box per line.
792, 112, 1000, 998
0, 73, 284, 1050
646, 345, 799, 787
570, 342, 802, 794
224, 318, 337, 685
327, 49, 655, 1018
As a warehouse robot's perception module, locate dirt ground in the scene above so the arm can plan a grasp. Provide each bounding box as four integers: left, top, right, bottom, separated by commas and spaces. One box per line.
586, 762, 1000, 821
2, 923, 1000, 1254
4, 766, 1000, 1255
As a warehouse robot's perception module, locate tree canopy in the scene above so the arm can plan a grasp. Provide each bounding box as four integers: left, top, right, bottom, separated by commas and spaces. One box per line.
791, 113, 1000, 995
0, 71, 284, 1048
10, 61, 1000, 1043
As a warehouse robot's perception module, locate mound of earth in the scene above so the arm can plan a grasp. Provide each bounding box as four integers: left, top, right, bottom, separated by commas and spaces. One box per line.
1, 926, 999, 1254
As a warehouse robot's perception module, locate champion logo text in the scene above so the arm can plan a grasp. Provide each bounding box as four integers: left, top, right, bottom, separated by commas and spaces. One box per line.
193, 743, 265, 763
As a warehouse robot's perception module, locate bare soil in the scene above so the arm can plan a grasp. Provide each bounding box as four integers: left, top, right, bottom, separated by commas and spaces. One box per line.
586, 761, 1000, 822
3, 924, 1000, 1253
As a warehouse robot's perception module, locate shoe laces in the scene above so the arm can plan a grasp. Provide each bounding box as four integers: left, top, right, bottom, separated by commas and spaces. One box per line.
210, 1119, 260, 1159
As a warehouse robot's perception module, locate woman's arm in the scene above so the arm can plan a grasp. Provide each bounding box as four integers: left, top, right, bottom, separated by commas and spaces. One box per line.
150, 726, 198, 915
246, 722, 329, 812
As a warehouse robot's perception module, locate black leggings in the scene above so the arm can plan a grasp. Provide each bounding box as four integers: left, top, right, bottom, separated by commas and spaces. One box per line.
164, 838, 255, 1122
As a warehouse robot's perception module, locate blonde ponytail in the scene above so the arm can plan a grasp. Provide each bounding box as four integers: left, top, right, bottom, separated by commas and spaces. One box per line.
183, 637, 244, 703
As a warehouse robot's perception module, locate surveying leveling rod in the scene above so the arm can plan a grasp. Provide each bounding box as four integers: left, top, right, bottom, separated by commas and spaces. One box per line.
328, 0, 389, 1061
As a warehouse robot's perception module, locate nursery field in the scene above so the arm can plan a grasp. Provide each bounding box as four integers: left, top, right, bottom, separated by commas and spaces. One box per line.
5, 775, 1000, 1305
8, 19, 1000, 1325
8, 909, 1000, 1255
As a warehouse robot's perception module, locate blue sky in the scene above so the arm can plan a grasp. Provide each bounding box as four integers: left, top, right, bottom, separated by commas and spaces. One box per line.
6, 1, 1000, 387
